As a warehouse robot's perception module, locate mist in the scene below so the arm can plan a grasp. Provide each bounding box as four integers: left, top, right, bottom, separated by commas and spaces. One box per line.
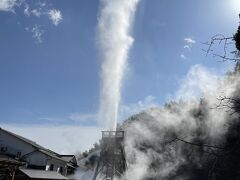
75, 64, 240, 179
97, 0, 140, 130
121, 64, 240, 179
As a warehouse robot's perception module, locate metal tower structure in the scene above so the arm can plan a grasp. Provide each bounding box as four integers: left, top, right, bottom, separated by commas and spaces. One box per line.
92, 131, 127, 180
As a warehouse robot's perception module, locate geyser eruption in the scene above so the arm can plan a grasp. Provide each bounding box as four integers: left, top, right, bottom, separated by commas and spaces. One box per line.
97, 0, 140, 130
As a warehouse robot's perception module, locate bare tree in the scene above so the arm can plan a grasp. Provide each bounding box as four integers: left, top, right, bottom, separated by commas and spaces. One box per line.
203, 14, 240, 62
214, 95, 240, 115
203, 34, 239, 62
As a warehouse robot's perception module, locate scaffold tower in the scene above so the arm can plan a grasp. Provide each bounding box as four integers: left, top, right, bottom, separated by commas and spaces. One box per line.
92, 131, 127, 180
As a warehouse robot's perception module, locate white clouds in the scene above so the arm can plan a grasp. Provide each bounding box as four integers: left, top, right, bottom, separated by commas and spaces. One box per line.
24, 4, 60, 21
68, 113, 96, 122
180, 37, 196, 59
184, 37, 196, 44
23, 4, 63, 26
38, 1, 46, 8
0, 0, 20, 12
180, 54, 186, 59
29, 24, 44, 43
23, 5, 63, 42
2, 1, 63, 43
48, 9, 62, 26
31, 8, 41, 17
23, 3, 30, 16
183, 37, 196, 51
39, 112, 97, 124
24, 5, 42, 17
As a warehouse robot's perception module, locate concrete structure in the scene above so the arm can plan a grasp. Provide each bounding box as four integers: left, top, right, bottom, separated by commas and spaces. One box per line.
0, 127, 78, 180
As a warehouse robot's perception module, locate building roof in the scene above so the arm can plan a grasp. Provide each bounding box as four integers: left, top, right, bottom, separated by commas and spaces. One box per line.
0, 127, 77, 165
20, 169, 69, 179
59, 155, 76, 162
0, 127, 56, 155
38, 149, 68, 163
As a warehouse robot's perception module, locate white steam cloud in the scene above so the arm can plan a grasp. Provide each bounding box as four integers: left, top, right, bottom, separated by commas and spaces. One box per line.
73, 64, 239, 179
121, 64, 239, 179
97, 0, 140, 130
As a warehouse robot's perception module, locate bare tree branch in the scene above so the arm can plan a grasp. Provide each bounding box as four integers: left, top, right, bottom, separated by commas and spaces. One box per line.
214, 96, 240, 115
203, 34, 240, 62
175, 137, 224, 150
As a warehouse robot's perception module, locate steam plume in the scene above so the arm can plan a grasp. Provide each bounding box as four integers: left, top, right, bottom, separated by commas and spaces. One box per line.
97, 0, 140, 130
121, 65, 240, 179
75, 64, 240, 179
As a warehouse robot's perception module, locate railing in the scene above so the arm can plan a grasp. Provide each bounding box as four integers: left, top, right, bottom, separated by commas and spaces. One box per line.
102, 131, 124, 138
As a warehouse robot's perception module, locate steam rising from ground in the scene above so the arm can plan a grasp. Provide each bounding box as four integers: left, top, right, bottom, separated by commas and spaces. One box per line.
121, 64, 240, 179
97, 0, 140, 130
75, 64, 240, 179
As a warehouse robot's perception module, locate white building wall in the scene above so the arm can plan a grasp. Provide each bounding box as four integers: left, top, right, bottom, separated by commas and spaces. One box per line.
0, 128, 70, 176
0, 129, 35, 156
46, 158, 67, 176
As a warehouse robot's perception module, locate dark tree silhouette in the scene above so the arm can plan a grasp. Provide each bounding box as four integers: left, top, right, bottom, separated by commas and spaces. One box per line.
203, 14, 240, 62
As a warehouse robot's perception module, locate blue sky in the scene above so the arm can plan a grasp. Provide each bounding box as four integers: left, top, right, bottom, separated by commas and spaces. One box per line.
0, 0, 239, 153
